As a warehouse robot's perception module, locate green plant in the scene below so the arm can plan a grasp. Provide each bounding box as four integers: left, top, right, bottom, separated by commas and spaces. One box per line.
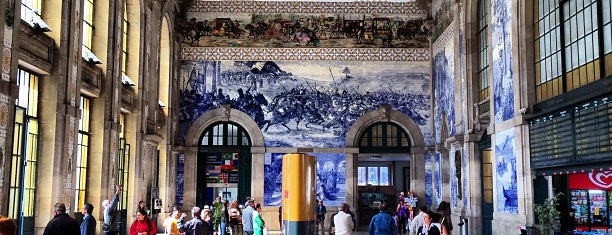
534, 192, 563, 234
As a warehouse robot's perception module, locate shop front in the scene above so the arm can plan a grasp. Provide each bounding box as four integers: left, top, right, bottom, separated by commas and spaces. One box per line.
569, 172, 612, 233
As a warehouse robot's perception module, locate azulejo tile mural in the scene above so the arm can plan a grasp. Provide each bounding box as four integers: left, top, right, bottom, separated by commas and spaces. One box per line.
180, 1, 431, 48
177, 60, 432, 147
492, 0, 515, 123
432, 22, 456, 143
424, 152, 433, 207
450, 146, 458, 208
263, 153, 346, 207
434, 152, 442, 206
495, 128, 518, 214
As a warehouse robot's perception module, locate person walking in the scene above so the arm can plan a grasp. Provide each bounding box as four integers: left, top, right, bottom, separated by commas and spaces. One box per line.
163, 206, 183, 235
80, 203, 96, 235
435, 201, 452, 235
416, 211, 440, 235
130, 209, 157, 235
229, 201, 243, 235
43, 202, 80, 235
560, 208, 576, 235
178, 207, 206, 235
316, 200, 327, 235
409, 206, 428, 235
201, 208, 214, 235
219, 200, 230, 235
253, 203, 265, 235
368, 201, 397, 235
333, 203, 354, 235
396, 201, 409, 234
242, 199, 255, 235
102, 185, 122, 235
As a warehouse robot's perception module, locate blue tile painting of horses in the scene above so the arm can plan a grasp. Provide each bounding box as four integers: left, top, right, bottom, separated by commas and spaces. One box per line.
177, 60, 432, 147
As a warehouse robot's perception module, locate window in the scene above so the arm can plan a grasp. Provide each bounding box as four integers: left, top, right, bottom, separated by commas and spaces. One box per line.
21, 0, 41, 22
122, 2, 129, 79
358, 166, 391, 186
82, 0, 100, 63
359, 122, 411, 153
117, 114, 130, 210
74, 96, 91, 212
200, 122, 251, 146
482, 151, 493, 203
9, 69, 39, 220
477, 0, 490, 113
534, 0, 612, 101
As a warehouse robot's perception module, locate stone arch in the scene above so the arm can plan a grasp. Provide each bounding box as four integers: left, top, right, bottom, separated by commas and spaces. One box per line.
184, 106, 265, 147
345, 105, 425, 152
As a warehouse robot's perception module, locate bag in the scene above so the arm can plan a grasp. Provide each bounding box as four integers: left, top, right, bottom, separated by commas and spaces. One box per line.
102, 223, 111, 231
263, 227, 269, 235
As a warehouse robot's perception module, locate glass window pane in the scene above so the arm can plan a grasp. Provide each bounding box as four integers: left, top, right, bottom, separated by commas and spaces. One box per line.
572, 43, 579, 68
578, 38, 586, 65
577, 11, 585, 37
368, 167, 378, 185
605, 24, 612, 53
379, 167, 389, 186
358, 167, 366, 185
604, 0, 611, 22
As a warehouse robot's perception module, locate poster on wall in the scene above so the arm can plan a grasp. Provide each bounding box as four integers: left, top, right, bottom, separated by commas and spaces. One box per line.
425, 153, 433, 207
495, 128, 518, 214
177, 60, 432, 148
206, 153, 240, 184
176, 153, 185, 205
264, 153, 346, 206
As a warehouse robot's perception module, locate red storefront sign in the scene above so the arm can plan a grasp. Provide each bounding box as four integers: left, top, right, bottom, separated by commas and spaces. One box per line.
569, 171, 612, 189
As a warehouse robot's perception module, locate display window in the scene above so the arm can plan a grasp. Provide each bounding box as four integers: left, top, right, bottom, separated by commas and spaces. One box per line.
568, 171, 612, 233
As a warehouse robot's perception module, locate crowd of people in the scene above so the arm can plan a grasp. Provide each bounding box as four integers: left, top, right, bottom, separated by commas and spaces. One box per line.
0, 187, 457, 235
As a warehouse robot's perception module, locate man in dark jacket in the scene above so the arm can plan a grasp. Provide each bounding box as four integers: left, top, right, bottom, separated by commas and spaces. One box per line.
560, 208, 576, 235
43, 202, 80, 235
316, 200, 327, 235
80, 203, 96, 235
178, 207, 206, 235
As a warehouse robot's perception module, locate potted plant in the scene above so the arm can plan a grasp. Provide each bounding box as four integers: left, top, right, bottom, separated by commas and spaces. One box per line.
534, 192, 563, 235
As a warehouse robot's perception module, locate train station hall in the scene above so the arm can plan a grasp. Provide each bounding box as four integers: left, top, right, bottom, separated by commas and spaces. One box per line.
0, 0, 611, 234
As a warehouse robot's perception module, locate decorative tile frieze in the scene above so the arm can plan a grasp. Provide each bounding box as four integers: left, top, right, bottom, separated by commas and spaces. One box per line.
189, 1, 427, 15
431, 20, 455, 55
182, 47, 429, 61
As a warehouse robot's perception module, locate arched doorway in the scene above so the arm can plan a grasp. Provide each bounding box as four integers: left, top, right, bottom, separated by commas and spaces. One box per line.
196, 121, 252, 206
355, 122, 412, 226
344, 106, 426, 229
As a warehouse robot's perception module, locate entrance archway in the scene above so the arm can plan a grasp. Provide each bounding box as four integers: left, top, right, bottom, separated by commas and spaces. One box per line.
196, 121, 252, 206
345, 106, 426, 228
183, 107, 265, 208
